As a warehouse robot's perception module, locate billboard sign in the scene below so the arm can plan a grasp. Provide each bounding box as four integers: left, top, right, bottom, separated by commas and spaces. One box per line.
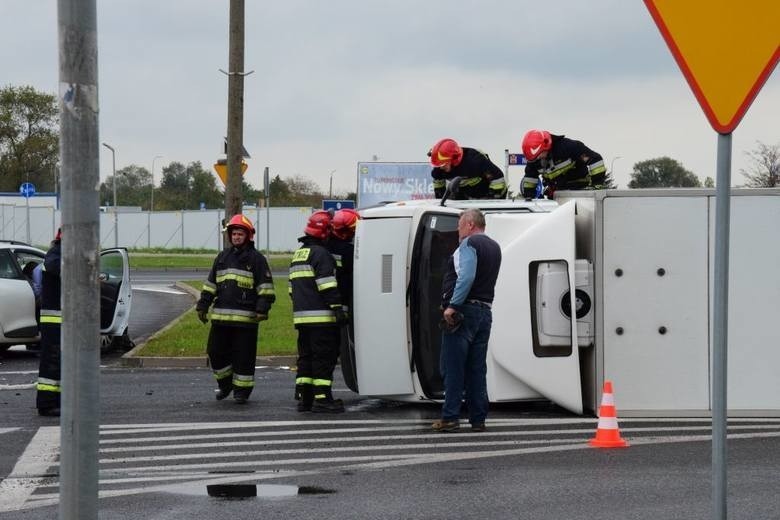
357, 162, 434, 208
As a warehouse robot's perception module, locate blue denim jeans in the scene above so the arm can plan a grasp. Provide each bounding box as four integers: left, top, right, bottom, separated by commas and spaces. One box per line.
439, 302, 492, 424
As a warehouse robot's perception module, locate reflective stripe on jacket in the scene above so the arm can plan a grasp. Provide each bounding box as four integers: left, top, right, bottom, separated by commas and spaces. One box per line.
289, 236, 342, 327
196, 242, 275, 326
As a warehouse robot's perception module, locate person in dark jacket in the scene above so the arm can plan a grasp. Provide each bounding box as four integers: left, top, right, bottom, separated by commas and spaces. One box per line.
520, 129, 607, 199
290, 210, 347, 413
433, 209, 502, 433
36, 228, 63, 417
196, 214, 275, 404
429, 138, 507, 200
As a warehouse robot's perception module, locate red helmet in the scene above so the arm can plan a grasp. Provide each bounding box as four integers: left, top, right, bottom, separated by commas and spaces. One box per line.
226, 214, 255, 240
429, 138, 463, 167
521, 129, 552, 161
305, 210, 331, 240
331, 208, 360, 240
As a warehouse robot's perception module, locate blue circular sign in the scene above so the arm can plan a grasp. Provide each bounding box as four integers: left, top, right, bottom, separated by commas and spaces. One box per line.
19, 182, 36, 198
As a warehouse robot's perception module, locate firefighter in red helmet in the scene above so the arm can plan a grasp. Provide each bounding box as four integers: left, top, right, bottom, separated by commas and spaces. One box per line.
290, 210, 347, 413
520, 130, 608, 199
428, 138, 507, 200
196, 214, 276, 404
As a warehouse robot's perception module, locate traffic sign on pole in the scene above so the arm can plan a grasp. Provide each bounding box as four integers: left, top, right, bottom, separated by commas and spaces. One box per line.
19, 182, 36, 198
644, 0, 779, 133
213, 160, 248, 186
322, 200, 355, 211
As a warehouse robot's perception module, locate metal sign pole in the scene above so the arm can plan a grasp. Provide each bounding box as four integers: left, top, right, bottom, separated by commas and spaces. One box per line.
58, 0, 101, 518
711, 132, 732, 520
25, 195, 30, 243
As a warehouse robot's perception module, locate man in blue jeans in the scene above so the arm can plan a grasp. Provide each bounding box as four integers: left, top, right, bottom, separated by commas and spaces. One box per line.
433, 209, 502, 433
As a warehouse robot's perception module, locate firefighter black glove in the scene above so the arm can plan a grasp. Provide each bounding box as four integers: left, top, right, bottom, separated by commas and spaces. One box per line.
197, 309, 208, 323
521, 178, 538, 199
334, 307, 349, 326
256, 313, 269, 322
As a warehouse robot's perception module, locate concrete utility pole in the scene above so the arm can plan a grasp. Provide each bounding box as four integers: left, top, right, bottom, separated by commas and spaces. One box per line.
58, 0, 101, 518
224, 0, 247, 226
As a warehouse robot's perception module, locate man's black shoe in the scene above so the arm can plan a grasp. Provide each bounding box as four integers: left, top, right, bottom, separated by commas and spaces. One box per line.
38, 407, 60, 417
233, 393, 249, 404
311, 398, 344, 413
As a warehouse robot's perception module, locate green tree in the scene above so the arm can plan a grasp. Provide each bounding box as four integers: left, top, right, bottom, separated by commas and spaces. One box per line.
703, 177, 715, 188
242, 179, 262, 206
156, 161, 222, 210
99, 164, 152, 208
628, 157, 701, 188
740, 141, 779, 188
0, 85, 59, 192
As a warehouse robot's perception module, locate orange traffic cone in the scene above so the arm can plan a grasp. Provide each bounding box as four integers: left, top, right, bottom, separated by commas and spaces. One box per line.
589, 380, 628, 448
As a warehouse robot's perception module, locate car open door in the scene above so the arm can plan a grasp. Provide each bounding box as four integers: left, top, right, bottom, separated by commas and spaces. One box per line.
352, 216, 416, 397
487, 201, 583, 414
99, 248, 132, 338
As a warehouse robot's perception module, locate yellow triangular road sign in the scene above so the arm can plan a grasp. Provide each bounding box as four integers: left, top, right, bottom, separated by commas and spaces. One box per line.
645, 0, 779, 133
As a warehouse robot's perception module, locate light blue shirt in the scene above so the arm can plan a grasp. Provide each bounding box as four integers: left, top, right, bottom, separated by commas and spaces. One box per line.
450, 236, 477, 306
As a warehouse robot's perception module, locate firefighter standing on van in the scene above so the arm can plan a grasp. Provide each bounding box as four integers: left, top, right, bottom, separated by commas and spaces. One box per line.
520, 130, 607, 199
429, 138, 507, 200
290, 210, 347, 413
196, 214, 275, 404
36, 228, 62, 417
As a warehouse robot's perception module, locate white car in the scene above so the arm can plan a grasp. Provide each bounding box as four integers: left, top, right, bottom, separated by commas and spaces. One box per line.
0, 241, 132, 353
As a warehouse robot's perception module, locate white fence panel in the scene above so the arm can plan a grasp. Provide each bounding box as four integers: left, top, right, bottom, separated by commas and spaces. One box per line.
2, 204, 314, 252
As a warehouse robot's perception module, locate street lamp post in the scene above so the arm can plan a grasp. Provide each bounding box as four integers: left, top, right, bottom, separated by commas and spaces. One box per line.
149, 155, 163, 248
329, 169, 336, 198
102, 142, 118, 246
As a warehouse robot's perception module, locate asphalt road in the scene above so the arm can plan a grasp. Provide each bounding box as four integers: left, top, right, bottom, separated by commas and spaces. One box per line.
2, 271, 780, 519
2, 366, 780, 520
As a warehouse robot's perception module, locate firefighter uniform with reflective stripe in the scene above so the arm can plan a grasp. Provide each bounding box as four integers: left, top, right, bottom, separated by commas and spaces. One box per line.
521, 134, 607, 198
290, 235, 344, 408
431, 147, 507, 200
196, 241, 275, 399
36, 239, 62, 414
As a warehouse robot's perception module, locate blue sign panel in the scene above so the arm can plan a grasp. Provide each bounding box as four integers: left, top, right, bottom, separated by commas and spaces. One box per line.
507, 153, 527, 166
19, 182, 36, 198
322, 199, 356, 212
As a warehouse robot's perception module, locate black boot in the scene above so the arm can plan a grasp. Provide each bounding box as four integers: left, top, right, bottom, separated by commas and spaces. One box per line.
297, 384, 314, 412
214, 382, 232, 401
233, 388, 250, 404
294, 383, 304, 401
311, 387, 344, 413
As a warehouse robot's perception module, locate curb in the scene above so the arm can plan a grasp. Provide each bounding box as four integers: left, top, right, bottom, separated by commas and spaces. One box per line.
120, 355, 298, 369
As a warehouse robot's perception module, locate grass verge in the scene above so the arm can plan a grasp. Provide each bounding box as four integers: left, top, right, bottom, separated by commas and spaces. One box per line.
138, 279, 297, 357
130, 254, 292, 272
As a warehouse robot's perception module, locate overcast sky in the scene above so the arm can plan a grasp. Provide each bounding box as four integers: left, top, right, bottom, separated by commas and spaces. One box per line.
2, 1, 778, 195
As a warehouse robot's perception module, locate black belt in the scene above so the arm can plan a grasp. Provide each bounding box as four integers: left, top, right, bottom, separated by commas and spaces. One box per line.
466, 299, 492, 309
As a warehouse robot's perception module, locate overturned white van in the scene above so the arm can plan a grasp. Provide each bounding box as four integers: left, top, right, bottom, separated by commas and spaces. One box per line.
344, 188, 780, 417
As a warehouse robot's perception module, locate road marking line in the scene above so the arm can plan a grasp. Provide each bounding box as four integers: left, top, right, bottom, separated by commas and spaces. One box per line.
131, 286, 188, 295
96, 423, 780, 453
0, 428, 21, 435
0, 383, 35, 390
96, 422, 780, 445
0, 426, 60, 513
